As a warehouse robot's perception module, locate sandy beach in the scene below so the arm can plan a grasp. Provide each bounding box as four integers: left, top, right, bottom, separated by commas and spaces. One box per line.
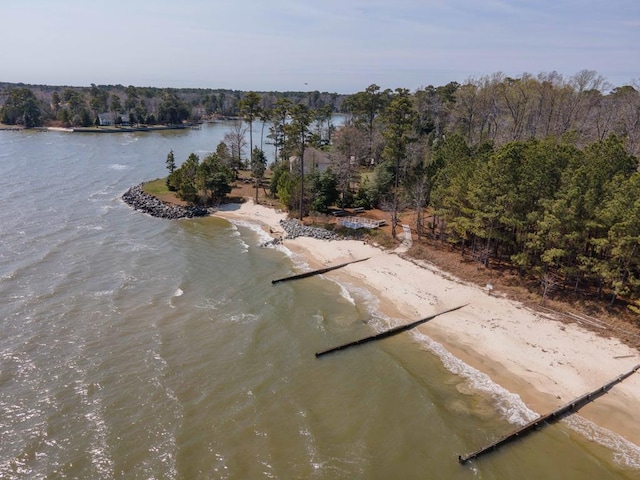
215, 200, 640, 452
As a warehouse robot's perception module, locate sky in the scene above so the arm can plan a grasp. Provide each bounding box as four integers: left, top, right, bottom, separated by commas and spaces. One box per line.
2, 0, 639, 94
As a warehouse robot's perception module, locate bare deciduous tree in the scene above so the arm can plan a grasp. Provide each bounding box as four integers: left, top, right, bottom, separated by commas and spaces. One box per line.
223, 120, 248, 174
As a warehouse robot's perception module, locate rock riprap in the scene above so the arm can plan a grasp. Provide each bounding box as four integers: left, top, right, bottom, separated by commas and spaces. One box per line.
122, 184, 208, 219
279, 219, 338, 240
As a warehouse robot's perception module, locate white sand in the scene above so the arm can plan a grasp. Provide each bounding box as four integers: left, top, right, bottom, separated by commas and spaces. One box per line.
215, 200, 640, 449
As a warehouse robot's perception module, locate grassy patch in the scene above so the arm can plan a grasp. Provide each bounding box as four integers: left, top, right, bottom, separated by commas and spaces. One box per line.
142, 178, 185, 205
365, 229, 395, 249
142, 178, 169, 195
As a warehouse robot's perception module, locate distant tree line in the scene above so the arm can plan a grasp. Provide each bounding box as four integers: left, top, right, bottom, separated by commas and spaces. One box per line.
0, 82, 347, 128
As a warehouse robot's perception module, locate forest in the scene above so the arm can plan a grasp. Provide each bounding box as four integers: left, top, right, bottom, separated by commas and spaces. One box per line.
331, 71, 640, 307
2, 70, 639, 307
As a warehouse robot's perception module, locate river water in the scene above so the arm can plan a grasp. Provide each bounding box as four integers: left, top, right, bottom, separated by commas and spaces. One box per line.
1, 124, 638, 479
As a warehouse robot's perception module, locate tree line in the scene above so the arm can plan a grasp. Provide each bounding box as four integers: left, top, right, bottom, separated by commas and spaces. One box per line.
429, 134, 639, 306
228, 72, 640, 306
329, 72, 640, 306
0, 82, 347, 128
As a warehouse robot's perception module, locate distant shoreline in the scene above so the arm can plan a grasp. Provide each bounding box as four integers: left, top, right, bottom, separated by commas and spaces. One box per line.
52, 124, 194, 133
0, 124, 24, 131
0, 124, 195, 133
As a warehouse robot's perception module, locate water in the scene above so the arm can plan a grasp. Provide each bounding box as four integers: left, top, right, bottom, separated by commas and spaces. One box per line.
1, 126, 638, 479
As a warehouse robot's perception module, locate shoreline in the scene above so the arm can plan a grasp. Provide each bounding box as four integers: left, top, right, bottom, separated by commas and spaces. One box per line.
68, 124, 193, 133
214, 200, 640, 459
0, 125, 194, 133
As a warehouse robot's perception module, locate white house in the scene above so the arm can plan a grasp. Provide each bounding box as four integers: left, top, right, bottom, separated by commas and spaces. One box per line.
97, 112, 130, 126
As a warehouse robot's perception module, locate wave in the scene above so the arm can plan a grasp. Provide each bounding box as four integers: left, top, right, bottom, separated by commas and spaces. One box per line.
119, 135, 138, 146
411, 330, 538, 425
337, 283, 356, 306
223, 312, 259, 324
565, 415, 640, 469
76, 225, 104, 231
108, 163, 130, 170
223, 218, 289, 255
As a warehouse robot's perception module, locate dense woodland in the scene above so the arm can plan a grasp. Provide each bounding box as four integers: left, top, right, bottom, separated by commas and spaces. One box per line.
2, 71, 640, 307
331, 71, 640, 308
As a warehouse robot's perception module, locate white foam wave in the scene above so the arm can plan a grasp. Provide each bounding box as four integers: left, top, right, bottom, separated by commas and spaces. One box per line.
117, 241, 156, 253
224, 312, 258, 324
173, 288, 184, 297
108, 163, 129, 170
194, 298, 223, 311
564, 415, 640, 469
212, 452, 230, 478
322, 277, 358, 306
412, 330, 538, 425
89, 186, 113, 199
77, 225, 104, 231
224, 218, 289, 254
92, 290, 115, 298
338, 284, 356, 305
85, 408, 115, 477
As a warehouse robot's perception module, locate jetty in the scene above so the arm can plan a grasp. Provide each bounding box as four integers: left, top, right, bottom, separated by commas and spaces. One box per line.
271, 257, 369, 285
315, 304, 467, 358
458, 363, 640, 465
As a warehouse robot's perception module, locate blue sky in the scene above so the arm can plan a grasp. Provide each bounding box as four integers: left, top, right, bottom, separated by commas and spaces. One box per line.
2, 0, 638, 93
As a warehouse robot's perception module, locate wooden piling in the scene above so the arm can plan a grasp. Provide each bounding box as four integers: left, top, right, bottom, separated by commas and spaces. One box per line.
315, 304, 468, 358
458, 363, 640, 465
271, 257, 370, 285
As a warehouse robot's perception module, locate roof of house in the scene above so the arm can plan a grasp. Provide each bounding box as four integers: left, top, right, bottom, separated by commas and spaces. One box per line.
289, 147, 334, 173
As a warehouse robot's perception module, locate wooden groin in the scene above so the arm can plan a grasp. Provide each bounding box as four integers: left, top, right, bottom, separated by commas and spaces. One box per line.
271, 257, 369, 285
458, 363, 640, 465
315, 304, 468, 358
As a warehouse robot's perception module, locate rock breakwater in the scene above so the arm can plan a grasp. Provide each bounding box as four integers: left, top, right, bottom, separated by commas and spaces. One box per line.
122, 184, 208, 219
